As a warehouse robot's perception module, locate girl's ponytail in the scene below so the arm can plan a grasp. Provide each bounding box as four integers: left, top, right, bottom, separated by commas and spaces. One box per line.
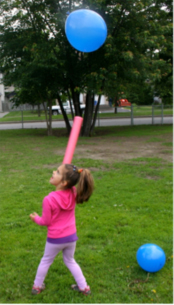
76, 169, 94, 204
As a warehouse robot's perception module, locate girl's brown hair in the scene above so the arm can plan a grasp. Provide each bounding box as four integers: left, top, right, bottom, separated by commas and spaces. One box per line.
62, 164, 94, 204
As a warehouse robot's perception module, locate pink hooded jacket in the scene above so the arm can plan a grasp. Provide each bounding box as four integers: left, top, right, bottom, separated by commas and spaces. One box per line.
34, 187, 77, 238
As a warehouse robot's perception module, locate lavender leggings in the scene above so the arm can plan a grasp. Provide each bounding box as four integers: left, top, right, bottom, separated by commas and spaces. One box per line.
34, 241, 87, 289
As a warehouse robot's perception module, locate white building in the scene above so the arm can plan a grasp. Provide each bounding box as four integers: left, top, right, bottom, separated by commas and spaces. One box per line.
80, 93, 108, 105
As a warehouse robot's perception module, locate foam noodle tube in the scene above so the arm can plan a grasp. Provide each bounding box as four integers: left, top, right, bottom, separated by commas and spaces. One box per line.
63, 116, 83, 164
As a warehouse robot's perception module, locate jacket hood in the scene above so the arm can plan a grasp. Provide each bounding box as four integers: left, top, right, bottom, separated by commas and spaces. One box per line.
53, 187, 76, 210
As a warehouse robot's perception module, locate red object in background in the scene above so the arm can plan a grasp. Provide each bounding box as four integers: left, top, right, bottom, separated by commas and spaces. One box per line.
117, 99, 131, 107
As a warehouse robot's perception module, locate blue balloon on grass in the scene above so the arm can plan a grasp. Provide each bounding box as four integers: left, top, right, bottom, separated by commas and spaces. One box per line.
65, 9, 107, 52
136, 244, 166, 273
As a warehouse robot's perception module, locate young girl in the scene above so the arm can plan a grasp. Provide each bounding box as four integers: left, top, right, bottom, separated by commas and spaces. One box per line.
30, 164, 94, 296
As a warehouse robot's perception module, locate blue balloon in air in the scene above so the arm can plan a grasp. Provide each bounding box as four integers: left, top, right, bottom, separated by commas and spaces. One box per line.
136, 244, 166, 273
65, 9, 107, 52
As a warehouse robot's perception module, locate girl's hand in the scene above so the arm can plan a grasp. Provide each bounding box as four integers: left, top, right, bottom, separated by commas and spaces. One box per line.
30, 212, 38, 222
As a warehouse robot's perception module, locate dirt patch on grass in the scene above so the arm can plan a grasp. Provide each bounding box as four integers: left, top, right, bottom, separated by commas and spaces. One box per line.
73, 134, 173, 163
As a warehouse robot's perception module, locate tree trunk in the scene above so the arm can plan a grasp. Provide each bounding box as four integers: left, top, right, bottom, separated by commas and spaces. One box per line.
71, 88, 82, 116
37, 103, 41, 117
47, 99, 53, 136
114, 96, 118, 113
67, 89, 74, 120
90, 94, 101, 135
81, 92, 94, 136
43, 99, 52, 136
57, 93, 71, 135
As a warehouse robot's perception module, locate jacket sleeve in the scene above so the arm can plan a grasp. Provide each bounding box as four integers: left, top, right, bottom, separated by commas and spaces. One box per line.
34, 196, 52, 226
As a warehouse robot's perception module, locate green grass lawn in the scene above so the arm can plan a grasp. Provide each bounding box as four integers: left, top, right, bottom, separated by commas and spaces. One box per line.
0, 105, 172, 122
0, 125, 173, 303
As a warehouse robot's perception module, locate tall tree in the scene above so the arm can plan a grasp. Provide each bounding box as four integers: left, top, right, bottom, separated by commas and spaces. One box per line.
0, 0, 172, 136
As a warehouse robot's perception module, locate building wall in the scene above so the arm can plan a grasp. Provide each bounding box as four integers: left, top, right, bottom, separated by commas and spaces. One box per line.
80, 93, 108, 105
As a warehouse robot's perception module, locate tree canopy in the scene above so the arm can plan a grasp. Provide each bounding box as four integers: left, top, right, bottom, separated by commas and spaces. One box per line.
0, 0, 172, 136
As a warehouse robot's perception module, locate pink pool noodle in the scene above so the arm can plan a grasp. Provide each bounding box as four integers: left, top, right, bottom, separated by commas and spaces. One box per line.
63, 116, 83, 164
